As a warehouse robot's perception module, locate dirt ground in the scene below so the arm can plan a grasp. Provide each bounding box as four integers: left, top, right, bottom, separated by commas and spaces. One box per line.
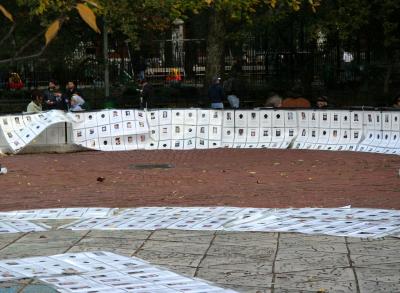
0, 149, 399, 211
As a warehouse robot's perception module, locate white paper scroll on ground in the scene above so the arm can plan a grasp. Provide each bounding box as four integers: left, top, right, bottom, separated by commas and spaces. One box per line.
1, 109, 400, 155
57, 206, 400, 238
0, 110, 71, 153
0, 252, 238, 293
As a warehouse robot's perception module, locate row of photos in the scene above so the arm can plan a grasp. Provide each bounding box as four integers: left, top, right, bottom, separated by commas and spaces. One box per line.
69, 109, 400, 152
1, 109, 400, 153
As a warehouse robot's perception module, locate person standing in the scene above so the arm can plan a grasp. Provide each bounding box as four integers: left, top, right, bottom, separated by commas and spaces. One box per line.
138, 79, 153, 109
26, 90, 43, 113
208, 76, 225, 109
43, 80, 63, 110
62, 81, 81, 111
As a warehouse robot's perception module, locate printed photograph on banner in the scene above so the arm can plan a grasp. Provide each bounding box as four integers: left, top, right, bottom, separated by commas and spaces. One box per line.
246, 128, 260, 143
208, 125, 222, 140
388, 112, 399, 131
272, 111, 285, 128
298, 111, 309, 128
223, 110, 235, 127
197, 125, 209, 140
172, 125, 184, 140
184, 138, 196, 150
209, 140, 221, 149
0, 116, 13, 132
183, 125, 196, 139
17, 127, 36, 144
124, 135, 138, 150
316, 128, 329, 145
112, 136, 126, 151
284, 111, 297, 128
318, 111, 330, 129
135, 110, 147, 123
135, 119, 149, 133
259, 110, 273, 128
222, 127, 234, 143
339, 111, 351, 129
109, 110, 123, 123
123, 120, 137, 136
171, 139, 184, 150
184, 109, 197, 125
382, 112, 392, 131
137, 134, 149, 149
209, 110, 223, 126
330, 112, 341, 128
11, 115, 25, 130
84, 112, 98, 128
158, 140, 172, 150
172, 109, 185, 125
96, 110, 111, 126
197, 110, 210, 125
309, 111, 319, 128
122, 109, 135, 121
73, 129, 86, 143
69, 112, 85, 129
147, 111, 159, 127
159, 125, 172, 141
196, 138, 209, 149
387, 132, 400, 148
234, 111, 247, 128
328, 129, 340, 145
159, 109, 172, 125
98, 124, 111, 138
85, 127, 99, 141
373, 112, 381, 130
149, 126, 160, 141
85, 139, 100, 150
110, 122, 124, 136
99, 137, 113, 151
145, 140, 158, 150
247, 111, 260, 128
234, 127, 247, 143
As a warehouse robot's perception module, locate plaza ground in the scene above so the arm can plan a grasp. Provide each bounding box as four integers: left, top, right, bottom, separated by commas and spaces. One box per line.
0, 149, 399, 211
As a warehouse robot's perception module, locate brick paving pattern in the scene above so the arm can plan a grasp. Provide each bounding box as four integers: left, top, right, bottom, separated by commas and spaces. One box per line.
0, 149, 399, 211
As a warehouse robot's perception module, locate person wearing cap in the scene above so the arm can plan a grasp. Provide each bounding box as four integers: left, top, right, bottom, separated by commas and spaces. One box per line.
208, 76, 225, 109
316, 96, 329, 109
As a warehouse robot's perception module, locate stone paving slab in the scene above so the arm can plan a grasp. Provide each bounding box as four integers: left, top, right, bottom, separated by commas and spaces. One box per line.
274, 268, 357, 293
0, 229, 400, 293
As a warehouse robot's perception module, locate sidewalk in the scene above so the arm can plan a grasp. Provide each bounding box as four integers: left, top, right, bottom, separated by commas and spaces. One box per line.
1, 220, 399, 292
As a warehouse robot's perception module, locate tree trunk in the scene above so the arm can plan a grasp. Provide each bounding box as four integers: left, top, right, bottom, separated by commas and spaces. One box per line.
205, 8, 226, 88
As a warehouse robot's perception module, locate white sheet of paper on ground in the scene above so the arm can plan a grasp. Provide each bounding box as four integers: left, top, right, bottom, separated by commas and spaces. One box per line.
0, 252, 238, 293
55, 206, 400, 238
0, 220, 49, 234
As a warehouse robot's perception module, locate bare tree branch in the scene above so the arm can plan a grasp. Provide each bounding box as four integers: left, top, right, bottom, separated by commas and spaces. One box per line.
0, 45, 47, 64
14, 30, 45, 57
0, 22, 16, 47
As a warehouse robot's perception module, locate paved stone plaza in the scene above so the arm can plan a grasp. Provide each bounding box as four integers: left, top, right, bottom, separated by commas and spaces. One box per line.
1, 218, 399, 293
1, 150, 399, 292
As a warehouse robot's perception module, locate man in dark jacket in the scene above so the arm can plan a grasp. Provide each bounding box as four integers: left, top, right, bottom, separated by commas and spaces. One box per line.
43, 80, 64, 110
208, 76, 225, 109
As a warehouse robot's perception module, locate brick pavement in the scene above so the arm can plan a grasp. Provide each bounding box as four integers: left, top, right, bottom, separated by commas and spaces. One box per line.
0, 149, 399, 211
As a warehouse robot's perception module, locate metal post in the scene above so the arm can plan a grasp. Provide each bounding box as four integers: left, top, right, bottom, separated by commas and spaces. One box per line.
103, 21, 110, 98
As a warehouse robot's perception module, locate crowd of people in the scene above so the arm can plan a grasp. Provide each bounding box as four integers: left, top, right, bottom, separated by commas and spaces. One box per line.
209, 75, 400, 110
25, 77, 400, 114
26, 80, 86, 113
